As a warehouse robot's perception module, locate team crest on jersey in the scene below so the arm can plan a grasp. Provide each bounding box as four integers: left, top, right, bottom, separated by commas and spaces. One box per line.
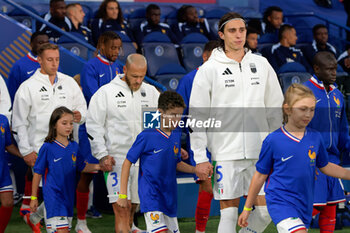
308, 149, 316, 164
161, 29, 166, 34
150, 213, 160, 224
334, 96, 340, 107
0, 125, 4, 135
173, 145, 179, 156
200, 28, 203, 33
292, 53, 297, 58
116, 70, 119, 76
72, 152, 77, 166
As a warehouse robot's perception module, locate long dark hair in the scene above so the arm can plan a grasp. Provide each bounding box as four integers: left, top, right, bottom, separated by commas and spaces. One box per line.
217, 12, 245, 52
96, 0, 124, 24
44, 106, 74, 143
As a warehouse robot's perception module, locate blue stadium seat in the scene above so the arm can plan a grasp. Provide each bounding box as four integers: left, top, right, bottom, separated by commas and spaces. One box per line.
259, 44, 273, 58
57, 32, 90, 60
258, 33, 279, 44
205, 7, 230, 34
159, 5, 176, 22
115, 31, 136, 64
231, 7, 262, 18
180, 33, 208, 72
165, 9, 178, 26
278, 72, 312, 93
80, 4, 93, 26
154, 64, 187, 91
142, 33, 182, 77
122, 3, 145, 19
278, 62, 307, 74
8, 4, 40, 28
127, 7, 146, 30
142, 31, 172, 43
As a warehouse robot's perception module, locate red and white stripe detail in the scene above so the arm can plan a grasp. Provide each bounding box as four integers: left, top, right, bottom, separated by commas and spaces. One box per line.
27, 52, 38, 62
290, 226, 307, 233
54, 140, 66, 148
97, 54, 111, 65
156, 128, 169, 139
281, 126, 301, 143
152, 225, 168, 233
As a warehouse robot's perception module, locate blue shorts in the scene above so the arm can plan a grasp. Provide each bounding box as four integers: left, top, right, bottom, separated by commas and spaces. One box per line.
79, 124, 99, 164
0, 160, 12, 190
313, 168, 345, 206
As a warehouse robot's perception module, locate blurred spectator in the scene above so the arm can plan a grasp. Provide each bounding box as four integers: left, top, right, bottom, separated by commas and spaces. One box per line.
341, 0, 350, 47
37, 0, 71, 43
0, 75, 11, 121
66, 3, 92, 44
269, 24, 312, 73
7, 31, 49, 102
135, 4, 179, 46
246, 27, 260, 54
303, 24, 338, 66
172, 5, 216, 42
262, 6, 283, 34
338, 48, 350, 72
91, 0, 137, 49
80, 31, 123, 104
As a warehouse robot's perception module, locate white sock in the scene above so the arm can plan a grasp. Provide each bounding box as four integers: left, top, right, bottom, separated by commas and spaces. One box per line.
88, 182, 93, 208
218, 207, 238, 233
132, 222, 141, 231
238, 206, 271, 233
77, 219, 87, 225
195, 230, 205, 233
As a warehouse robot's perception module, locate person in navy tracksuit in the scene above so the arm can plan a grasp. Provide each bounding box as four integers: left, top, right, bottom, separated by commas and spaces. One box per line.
268, 24, 312, 73
304, 51, 350, 233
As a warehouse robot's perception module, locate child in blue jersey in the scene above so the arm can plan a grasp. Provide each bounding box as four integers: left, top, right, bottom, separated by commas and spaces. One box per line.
117, 91, 195, 233
0, 114, 22, 233
238, 84, 350, 233
30, 107, 100, 233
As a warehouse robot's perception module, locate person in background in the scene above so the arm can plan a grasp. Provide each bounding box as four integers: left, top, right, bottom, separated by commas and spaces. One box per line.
0, 76, 11, 121
91, 0, 137, 49
37, 0, 71, 43
7, 31, 49, 102
246, 27, 260, 54
172, 5, 216, 42
269, 24, 312, 73
302, 24, 338, 66
66, 3, 92, 44
261, 6, 283, 34
135, 4, 179, 46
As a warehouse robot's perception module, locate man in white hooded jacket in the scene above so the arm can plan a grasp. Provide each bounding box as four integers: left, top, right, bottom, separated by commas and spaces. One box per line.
189, 12, 284, 233
12, 43, 87, 232
86, 54, 159, 233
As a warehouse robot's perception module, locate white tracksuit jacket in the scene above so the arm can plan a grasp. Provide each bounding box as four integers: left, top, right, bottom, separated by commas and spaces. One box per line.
86, 74, 160, 161
12, 69, 87, 156
189, 48, 284, 163
0, 75, 11, 121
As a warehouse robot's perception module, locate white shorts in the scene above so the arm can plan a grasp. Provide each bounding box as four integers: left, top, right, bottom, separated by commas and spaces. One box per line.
105, 161, 139, 204
276, 217, 307, 233
144, 211, 179, 233
213, 159, 265, 200
46, 216, 72, 233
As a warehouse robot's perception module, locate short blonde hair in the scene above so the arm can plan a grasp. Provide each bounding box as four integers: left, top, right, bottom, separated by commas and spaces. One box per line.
37, 43, 59, 57
282, 83, 315, 124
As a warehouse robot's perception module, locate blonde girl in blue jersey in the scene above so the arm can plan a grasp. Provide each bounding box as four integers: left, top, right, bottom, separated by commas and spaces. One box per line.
238, 84, 350, 233
30, 107, 99, 233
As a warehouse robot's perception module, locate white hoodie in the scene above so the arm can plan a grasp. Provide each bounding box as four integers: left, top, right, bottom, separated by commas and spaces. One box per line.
12, 69, 87, 156
189, 48, 283, 163
86, 74, 160, 161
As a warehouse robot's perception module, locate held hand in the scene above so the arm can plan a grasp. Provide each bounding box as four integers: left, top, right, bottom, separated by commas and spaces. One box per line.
116, 198, 128, 208
99, 155, 115, 172
180, 148, 189, 160
23, 151, 37, 167
195, 162, 213, 181
238, 210, 251, 228
344, 58, 350, 68
73, 111, 82, 123
30, 199, 38, 212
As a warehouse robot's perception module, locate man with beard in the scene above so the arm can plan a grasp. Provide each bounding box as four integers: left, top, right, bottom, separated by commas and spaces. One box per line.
86, 54, 159, 233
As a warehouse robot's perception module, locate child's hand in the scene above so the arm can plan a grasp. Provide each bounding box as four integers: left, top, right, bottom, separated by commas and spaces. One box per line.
116, 198, 128, 208
237, 210, 251, 228
30, 199, 38, 212
180, 148, 189, 160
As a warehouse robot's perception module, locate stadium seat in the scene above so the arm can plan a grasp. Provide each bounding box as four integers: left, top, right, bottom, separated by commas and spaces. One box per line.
80, 4, 93, 26
57, 32, 90, 60
142, 32, 183, 77
7, 4, 40, 28
159, 5, 176, 22
258, 33, 279, 44
259, 44, 273, 58
165, 9, 178, 26
278, 62, 307, 74
180, 33, 209, 72
278, 72, 312, 93
231, 7, 262, 18
205, 7, 230, 34
115, 31, 136, 64
127, 7, 146, 30
154, 64, 187, 91
122, 3, 145, 19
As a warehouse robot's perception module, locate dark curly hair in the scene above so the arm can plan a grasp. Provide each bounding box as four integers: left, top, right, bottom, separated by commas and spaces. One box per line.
96, 0, 124, 24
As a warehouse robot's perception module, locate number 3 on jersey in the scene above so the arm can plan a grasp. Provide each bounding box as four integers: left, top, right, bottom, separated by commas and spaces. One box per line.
110, 172, 118, 187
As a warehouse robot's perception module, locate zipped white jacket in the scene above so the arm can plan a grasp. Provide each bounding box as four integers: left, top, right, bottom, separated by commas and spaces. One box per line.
189, 48, 284, 163
86, 74, 159, 161
0, 75, 11, 121
12, 69, 87, 156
